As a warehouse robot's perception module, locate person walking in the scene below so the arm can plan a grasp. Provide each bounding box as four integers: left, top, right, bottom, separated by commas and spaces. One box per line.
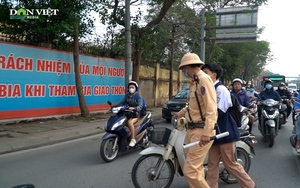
201, 63, 256, 188
174, 53, 218, 188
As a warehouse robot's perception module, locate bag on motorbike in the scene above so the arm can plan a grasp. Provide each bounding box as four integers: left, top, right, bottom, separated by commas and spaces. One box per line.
215, 82, 243, 127
125, 93, 147, 116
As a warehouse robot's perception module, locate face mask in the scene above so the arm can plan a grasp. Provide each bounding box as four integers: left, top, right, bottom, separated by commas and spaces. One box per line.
129, 88, 135, 94
279, 87, 284, 90
249, 88, 254, 92
265, 84, 272, 89
183, 71, 189, 78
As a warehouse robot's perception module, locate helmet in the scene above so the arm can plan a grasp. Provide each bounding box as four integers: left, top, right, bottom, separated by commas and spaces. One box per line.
128, 81, 139, 91
264, 79, 273, 87
232, 78, 243, 85
249, 84, 254, 88
279, 82, 286, 87
178, 53, 204, 69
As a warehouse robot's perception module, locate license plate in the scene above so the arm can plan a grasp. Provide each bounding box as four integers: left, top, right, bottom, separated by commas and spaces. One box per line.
171, 112, 177, 115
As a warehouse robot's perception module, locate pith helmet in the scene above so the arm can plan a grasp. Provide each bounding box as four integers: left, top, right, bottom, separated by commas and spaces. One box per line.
178, 53, 204, 69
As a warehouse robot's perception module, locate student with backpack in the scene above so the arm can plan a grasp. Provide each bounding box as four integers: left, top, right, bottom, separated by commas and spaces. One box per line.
117, 81, 146, 147
201, 63, 256, 188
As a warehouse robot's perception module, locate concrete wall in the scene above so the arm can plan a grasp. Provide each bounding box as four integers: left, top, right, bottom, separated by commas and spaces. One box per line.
139, 64, 189, 107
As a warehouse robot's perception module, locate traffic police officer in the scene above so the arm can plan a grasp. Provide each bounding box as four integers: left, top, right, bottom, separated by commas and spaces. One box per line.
174, 53, 218, 188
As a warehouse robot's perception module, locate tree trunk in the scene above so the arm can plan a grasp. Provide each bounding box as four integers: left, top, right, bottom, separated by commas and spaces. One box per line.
73, 25, 90, 119
169, 26, 175, 99
132, 33, 142, 82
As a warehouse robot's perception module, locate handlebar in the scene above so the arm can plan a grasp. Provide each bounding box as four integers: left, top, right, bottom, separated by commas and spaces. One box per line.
183, 132, 229, 149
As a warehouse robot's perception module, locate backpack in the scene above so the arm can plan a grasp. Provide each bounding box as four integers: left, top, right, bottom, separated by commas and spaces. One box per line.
125, 93, 147, 116
215, 82, 243, 127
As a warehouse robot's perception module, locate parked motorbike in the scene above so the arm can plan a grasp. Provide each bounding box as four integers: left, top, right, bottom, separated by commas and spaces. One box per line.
100, 101, 154, 162
131, 117, 255, 188
258, 99, 280, 147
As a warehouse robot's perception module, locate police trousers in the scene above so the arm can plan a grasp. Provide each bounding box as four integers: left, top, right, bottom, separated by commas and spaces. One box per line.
184, 128, 213, 188
206, 142, 255, 188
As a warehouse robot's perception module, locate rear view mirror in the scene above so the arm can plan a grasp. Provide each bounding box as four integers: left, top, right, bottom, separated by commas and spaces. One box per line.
107, 101, 112, 106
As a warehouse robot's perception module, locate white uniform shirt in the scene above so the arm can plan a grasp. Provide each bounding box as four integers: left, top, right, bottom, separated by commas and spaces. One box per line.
215, 81, 232, 113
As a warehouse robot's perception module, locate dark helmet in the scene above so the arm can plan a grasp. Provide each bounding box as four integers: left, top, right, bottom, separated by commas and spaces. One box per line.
128, 80, 139, 91
249, 84, 254, 88
264, 80, 273, 87
279, 82, 286, 87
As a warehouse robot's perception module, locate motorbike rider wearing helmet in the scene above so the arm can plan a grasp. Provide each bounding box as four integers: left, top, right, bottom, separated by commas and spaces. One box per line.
174, 53, 218, 188
276, 82, 292, 120
257, 80, 282, 127
117, 81, 143, 147
231, 78, 255, 133
201, 63, 255, 188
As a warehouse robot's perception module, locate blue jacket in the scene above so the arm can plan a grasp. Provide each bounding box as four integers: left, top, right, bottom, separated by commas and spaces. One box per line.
294, 94, 300, 110
231, 89, 251, 107
213, 108, 240, 145
257, 88, 282, 102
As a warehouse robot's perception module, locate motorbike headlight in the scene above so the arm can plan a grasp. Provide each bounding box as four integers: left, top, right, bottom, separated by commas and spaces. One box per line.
112, 118, 126, 130
163, 103, 168, 109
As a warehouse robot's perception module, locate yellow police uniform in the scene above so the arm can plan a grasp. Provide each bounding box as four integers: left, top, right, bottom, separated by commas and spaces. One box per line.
177, 70, 218, 188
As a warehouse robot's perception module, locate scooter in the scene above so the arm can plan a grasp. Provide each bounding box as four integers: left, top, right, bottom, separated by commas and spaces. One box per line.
258, 99, 280, 147
290, 112, 298, 151
278, 96, 289, 129
131, 117, 255, 188
100, 101, 154, 162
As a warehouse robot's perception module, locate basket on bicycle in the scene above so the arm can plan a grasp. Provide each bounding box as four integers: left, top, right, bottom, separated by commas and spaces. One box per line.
149, 127, 172, 146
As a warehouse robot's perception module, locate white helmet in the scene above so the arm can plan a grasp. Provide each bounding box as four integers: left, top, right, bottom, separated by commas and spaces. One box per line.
128, 81, 139, 91
232, 78, 243, 85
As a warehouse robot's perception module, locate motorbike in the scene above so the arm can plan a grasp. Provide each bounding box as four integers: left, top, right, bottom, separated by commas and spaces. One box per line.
100, 101, 154, 162
278, 96, 289, 129
258, 99, 280, 147
290, 112, 298, 151
131, 117, 255, 188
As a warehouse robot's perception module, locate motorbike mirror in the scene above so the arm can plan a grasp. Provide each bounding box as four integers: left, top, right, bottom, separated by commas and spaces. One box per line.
254, 93, 259, 98
12, 185, 35, 188
107, 101, 112, 106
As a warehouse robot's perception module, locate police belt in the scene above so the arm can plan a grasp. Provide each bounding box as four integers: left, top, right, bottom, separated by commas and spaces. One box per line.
185, 122, 205, 129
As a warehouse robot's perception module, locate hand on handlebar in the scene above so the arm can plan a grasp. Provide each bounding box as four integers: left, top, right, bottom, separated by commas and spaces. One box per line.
129, 107, 135, 111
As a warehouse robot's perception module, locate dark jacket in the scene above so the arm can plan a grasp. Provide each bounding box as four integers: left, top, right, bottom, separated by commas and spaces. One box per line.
231, 89, 251, 107
257, 88, 282, 102
276, 89, 291, 100
117, 92, 143, 113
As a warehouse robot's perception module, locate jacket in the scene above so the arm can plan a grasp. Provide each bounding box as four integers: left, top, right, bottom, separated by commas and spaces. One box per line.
257, 88, 282, 102
177, 70, 218, 137
117, 92, 143, 113
231, 89, 251, 107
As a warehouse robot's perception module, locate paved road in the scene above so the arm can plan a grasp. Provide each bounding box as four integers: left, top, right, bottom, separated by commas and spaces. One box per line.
0, 118, 300, 188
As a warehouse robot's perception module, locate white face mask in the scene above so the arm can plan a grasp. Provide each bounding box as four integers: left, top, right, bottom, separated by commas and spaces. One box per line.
279, 87, 284, 90
129, 88, 135, 94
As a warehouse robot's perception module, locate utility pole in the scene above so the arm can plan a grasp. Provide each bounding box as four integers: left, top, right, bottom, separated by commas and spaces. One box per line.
125, 0, 132, 87
200, 9, 206, 62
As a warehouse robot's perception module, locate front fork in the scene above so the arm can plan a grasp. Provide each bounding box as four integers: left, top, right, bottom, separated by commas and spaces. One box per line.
112, 137, 118, 151
153, 144, 174, 180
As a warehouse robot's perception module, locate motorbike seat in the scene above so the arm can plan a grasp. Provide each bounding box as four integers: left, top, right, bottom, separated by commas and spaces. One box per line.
134, 112, 150, 127
238, 129, 249, 137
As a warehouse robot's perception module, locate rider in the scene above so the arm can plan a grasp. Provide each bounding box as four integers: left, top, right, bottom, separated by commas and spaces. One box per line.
276, 82, 292, 121
246, 84, 258, 101
293, 94, 300, 153
231, 78, 254, 133
117, 81, 143, 147
257, 80, 282, 127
